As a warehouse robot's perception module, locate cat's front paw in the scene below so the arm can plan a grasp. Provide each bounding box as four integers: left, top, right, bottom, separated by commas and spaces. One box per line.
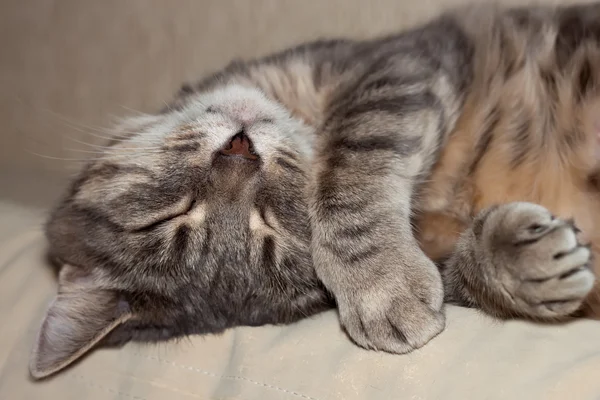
338, 260, 445, 353
482, 202, 595, 319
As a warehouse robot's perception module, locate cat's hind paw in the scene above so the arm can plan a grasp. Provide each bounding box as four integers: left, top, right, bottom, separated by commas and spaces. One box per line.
478, 202, 595, 319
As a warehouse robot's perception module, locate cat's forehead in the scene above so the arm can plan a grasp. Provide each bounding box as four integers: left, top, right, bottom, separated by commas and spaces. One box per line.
186, 84, 290, 122
113, 85, 291, 142
99, 83, 313, 167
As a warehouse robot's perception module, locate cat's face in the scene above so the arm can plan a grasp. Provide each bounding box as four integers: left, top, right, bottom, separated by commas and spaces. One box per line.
31, 85, 332, 378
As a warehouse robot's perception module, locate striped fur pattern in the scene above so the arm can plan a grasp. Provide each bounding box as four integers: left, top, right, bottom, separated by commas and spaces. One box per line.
417, 3, 600, 316
30, 2, 599, 378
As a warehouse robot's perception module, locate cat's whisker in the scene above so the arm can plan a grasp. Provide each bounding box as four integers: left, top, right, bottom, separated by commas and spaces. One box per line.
22, 135, 58, 150
60, 126, 162, 145
62, 147, 164, 155
25, 149, 107, 163
42, 109, 122, 134
98, 152, 166, 160
116, 105, 152, 116
59, 122, 125, 142
26, 148, 162, 163
63, 136, 122, 150
41, 108, 164, 142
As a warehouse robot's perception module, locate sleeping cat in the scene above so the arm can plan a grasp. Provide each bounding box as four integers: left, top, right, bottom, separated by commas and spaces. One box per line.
30, 2, 599, 378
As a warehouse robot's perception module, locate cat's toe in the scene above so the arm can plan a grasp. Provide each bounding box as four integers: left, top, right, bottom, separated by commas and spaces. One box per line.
492, 202, 595, 319
338, 267, 445, 353
341, 292, 445, 354
515, 257, 594, 318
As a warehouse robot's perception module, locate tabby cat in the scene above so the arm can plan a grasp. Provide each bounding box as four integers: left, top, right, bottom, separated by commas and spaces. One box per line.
30, 2, 599, 379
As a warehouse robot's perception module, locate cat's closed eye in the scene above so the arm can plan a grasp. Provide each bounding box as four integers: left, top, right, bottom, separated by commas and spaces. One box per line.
132, 196, 197, 232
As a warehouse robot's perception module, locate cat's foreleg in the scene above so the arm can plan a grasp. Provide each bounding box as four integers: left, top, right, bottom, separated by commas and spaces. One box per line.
309, 89, 450, 352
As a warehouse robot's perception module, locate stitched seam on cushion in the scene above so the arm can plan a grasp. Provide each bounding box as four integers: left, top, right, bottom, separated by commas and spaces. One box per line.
68, 374, 148, 400
131, 353, 322, 400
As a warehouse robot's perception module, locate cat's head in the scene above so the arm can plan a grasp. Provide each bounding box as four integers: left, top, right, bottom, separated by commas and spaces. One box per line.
30, 84, 332, 379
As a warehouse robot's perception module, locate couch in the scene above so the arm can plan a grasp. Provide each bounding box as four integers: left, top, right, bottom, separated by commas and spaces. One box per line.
2, 0, 600, 398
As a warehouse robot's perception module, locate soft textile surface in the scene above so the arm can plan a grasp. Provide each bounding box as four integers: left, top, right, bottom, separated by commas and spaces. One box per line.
1, 181, 600, 399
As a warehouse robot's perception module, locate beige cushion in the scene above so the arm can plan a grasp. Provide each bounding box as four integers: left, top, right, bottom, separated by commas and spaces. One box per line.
1, 176, 600, 399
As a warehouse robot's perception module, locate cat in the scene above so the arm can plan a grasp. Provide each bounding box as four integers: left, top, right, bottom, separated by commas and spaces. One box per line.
30, 2, 598, 379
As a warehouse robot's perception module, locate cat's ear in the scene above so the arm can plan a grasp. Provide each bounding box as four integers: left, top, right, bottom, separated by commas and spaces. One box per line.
29, 264, 133, 379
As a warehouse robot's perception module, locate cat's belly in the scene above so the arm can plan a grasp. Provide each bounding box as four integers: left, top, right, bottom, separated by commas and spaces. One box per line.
412, 27, 600, 317
415, 159, 600, 319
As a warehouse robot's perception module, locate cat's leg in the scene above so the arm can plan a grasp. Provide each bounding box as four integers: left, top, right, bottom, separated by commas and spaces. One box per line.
443, 202, 595, 319
310, 92, 450, 353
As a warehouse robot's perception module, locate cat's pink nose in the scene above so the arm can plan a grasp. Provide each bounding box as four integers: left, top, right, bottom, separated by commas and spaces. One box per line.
219, 132, 258, 161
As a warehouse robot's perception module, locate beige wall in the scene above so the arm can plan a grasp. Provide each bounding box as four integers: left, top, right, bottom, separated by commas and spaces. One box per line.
0, 0, 576, 178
